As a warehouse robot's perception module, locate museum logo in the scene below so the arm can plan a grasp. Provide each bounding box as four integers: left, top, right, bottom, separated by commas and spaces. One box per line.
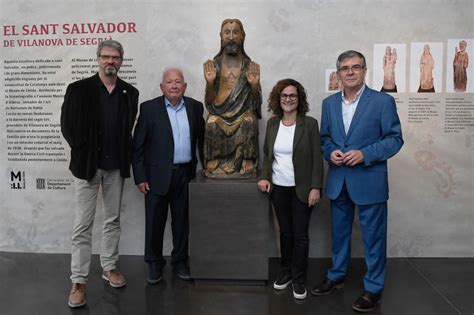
10, 170, 26, 189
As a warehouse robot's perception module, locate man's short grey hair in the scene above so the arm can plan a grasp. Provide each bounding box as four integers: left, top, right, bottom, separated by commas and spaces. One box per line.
97, 40, 124, 58
336, 50, 366, 70
162, 67, 186, 82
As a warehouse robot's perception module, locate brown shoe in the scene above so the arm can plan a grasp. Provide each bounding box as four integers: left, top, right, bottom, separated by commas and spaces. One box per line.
102, 270, 127, 288
68, 283, 86, 308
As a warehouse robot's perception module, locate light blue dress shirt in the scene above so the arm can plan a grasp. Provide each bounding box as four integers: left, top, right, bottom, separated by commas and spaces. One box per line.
341, 85, 365, 134
165, 97, 192, 164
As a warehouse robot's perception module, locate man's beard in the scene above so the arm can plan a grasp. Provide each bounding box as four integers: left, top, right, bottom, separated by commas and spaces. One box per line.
223, 41, 241, 56
104, 66, 118, 76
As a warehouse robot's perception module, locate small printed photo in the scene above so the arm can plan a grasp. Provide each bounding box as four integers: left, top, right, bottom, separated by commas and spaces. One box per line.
324, 68, 370, 93
373, 44, 407, 93
325, 69, 341, 92
409, 42, 443, 93
446, 38, 473, 93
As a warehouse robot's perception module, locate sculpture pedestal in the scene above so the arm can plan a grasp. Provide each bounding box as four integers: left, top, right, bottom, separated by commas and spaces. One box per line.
189, 172, 272, 283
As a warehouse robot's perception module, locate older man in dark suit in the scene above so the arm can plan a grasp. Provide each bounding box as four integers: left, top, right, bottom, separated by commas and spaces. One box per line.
132, 68, 204, 284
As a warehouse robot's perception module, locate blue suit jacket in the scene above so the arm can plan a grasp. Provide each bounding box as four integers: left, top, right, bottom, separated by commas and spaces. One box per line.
132, 96, 205, 195
320, 86, 403, 205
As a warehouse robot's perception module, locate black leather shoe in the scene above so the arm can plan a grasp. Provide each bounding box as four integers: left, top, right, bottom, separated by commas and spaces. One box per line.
311, 278, 344, 296
292, 282, 307, 299
173, 264, 191, 281
273, 271, 292, 290
352, 291, 382, 313
147, 262, 162, 285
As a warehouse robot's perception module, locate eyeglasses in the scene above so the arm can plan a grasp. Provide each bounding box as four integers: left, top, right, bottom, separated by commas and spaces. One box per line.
338, 64, 365, 73
99, 55, 122, 61
280, 93, 298, 101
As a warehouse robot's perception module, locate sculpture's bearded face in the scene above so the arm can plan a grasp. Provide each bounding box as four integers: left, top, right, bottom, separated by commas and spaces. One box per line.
220, 22, 244, 56
223, 41, 242, 55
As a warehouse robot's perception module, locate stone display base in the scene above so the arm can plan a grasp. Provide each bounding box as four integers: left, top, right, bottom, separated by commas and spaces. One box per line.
189, 171, 272, 282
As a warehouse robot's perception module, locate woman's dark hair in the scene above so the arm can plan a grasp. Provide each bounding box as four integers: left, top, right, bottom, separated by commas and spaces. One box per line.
267, 78, 309, 118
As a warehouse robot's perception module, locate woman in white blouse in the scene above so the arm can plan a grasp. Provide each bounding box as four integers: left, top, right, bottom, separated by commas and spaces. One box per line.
258, 78, 323, 299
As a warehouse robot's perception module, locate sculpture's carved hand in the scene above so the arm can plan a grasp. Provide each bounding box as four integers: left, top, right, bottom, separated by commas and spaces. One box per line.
203, 59, 217, 84
246, 61, 260, 87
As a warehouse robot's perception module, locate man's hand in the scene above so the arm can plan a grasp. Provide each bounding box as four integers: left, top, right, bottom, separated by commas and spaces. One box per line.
330, 150, 345, 166
137, 182, 150, 194
257, 179, 271, 193
342, 150, 364, 166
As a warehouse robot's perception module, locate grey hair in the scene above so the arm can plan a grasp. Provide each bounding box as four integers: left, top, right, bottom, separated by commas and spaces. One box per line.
97, 40, 124, 58
336, 50, 366, 70
161, 67, 186, 83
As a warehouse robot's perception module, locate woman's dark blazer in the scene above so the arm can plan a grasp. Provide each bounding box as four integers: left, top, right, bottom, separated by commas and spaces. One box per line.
259, 115, 323, 203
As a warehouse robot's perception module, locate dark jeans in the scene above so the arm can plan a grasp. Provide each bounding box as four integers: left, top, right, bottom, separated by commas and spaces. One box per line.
270, 184, 314, 284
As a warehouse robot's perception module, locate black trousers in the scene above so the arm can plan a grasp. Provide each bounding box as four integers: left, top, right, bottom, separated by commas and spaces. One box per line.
270, 184, 314, 284
144, 164, 190, 268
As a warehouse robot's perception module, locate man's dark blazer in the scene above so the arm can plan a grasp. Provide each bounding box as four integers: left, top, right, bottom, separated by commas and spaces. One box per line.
61, 73, 139, 180
132, 96, 205, 195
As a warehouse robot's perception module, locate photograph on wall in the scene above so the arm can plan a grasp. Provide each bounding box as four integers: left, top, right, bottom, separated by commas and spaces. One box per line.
446, 38, 473, 93
325, 69, 341, 92
409, 42, 443, 93
373, 44, 407, 93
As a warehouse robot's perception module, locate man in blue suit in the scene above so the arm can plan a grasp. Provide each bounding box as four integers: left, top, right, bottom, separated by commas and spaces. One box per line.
312, 50, 403, 312
132, 68, 204, 284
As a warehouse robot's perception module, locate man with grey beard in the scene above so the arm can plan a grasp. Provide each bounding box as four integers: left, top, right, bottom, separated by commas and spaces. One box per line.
203, 18, 262, 178
61, 40, 139, 308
